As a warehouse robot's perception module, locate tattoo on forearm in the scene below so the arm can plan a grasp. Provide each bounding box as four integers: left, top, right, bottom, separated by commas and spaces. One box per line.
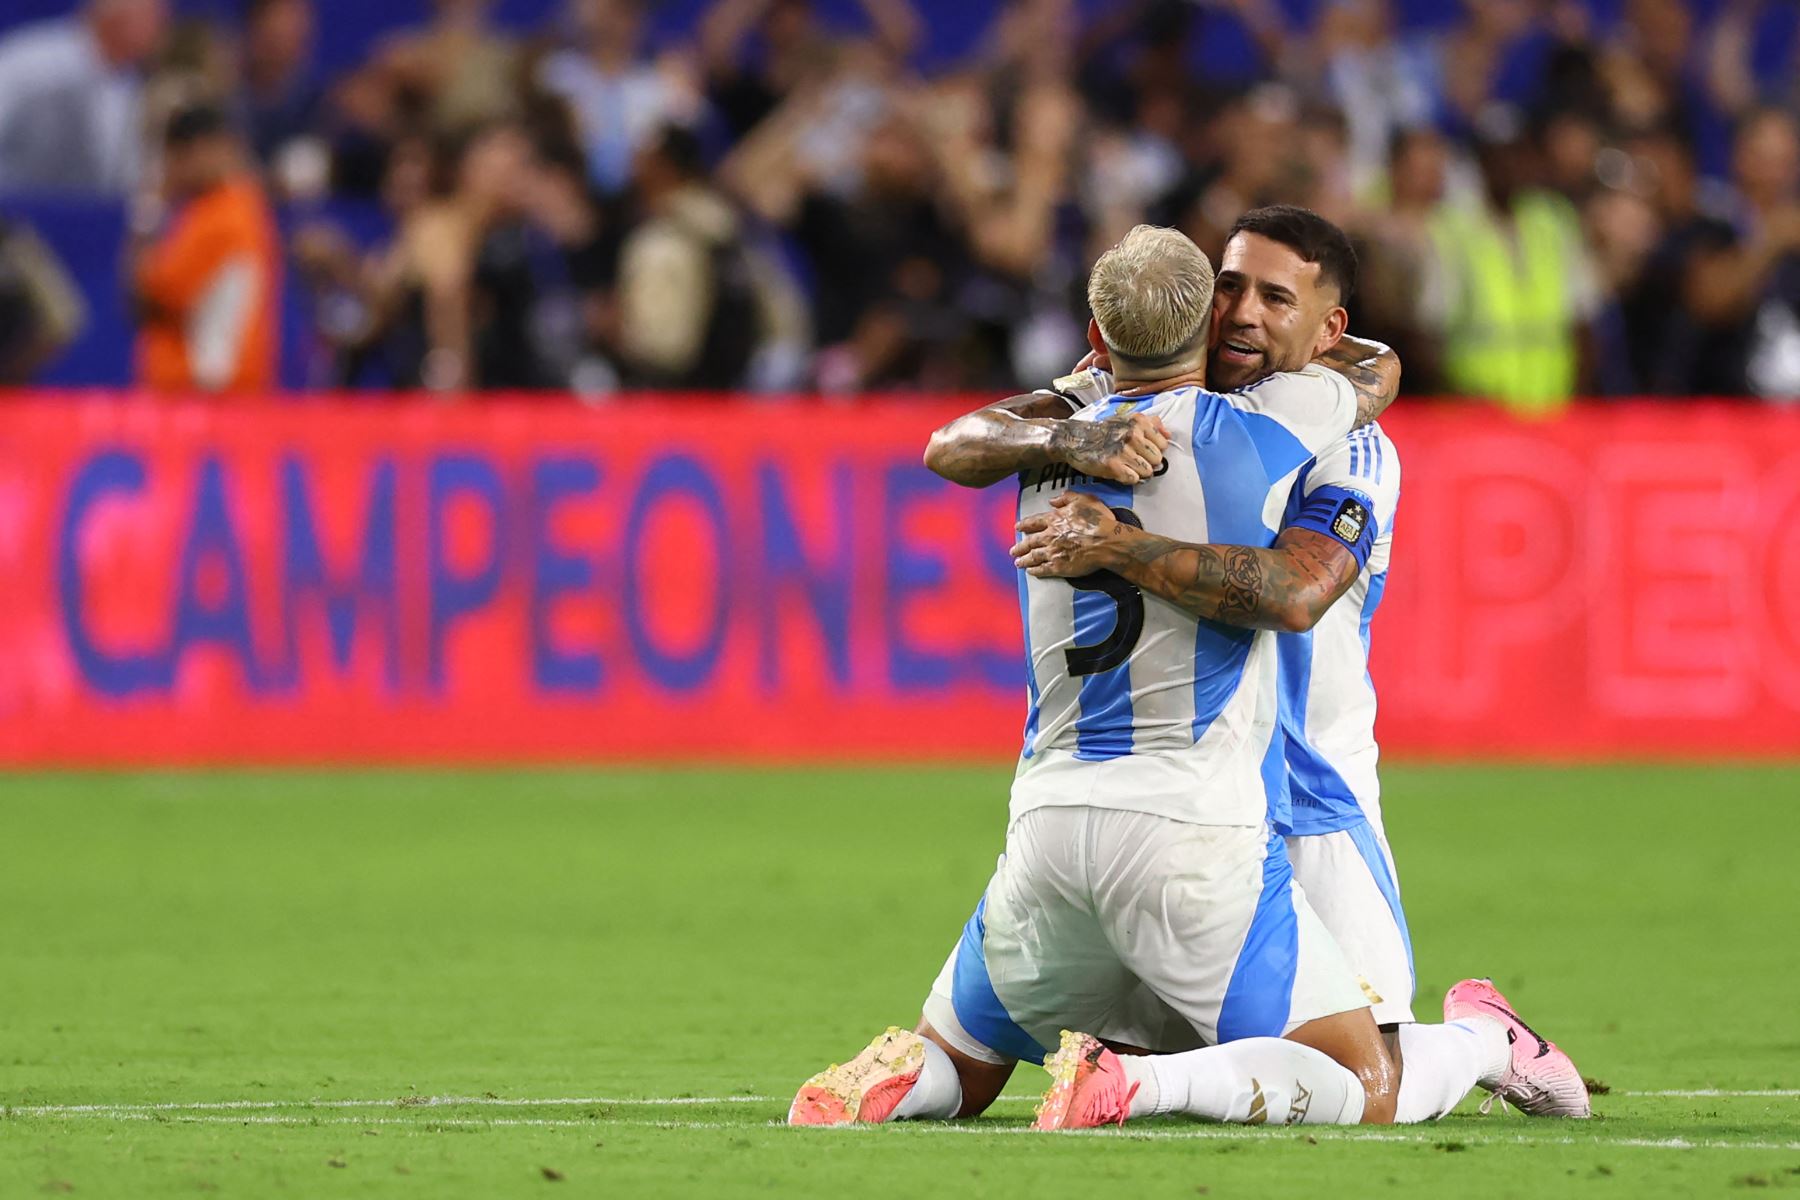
1316, 337, 1398, 427
926, 391, 1076, 486
1117, 528, 1357, 631
1052, 415, 1136, 467
1219, 547, 1263, 624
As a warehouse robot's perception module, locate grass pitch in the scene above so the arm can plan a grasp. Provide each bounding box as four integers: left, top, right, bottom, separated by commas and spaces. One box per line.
2, 763, 1797, 1197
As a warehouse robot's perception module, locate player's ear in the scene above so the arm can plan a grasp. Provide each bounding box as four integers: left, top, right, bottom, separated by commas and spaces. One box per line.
1312, 306, 1349, 359
1086, 318, 1112, 370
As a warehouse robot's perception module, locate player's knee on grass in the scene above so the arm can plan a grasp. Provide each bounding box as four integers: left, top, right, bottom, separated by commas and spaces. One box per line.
916, 1019, 1016, 1118
1287, 1007, 1400, 1124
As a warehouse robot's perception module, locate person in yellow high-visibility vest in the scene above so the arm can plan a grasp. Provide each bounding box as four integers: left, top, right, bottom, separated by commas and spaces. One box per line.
1420, 108, 1599, 416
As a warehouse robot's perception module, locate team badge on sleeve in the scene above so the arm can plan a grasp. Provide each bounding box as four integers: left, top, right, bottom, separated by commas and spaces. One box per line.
1289, 485, 1380, 568
1330, 498, 1370, 544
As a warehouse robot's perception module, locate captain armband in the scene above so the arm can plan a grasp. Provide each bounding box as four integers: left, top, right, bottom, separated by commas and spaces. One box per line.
1288, 485, 1380, 569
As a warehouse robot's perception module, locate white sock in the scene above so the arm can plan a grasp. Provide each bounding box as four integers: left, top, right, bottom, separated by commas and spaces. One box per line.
889, 1037, 963, 1120
1393, 1020, 1511, 1122
1118, 1038, 1366, 1125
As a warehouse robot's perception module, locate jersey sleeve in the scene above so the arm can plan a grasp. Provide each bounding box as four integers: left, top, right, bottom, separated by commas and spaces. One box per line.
1285, 426, 1401, 570
1041, 365, 1115, 411
1227, 364, 1358, 448
1218, 363, 1359, 483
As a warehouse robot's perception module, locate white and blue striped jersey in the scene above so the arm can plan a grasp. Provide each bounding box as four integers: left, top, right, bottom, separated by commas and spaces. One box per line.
1011, 364, 1360, 828
1273, 423, 1401, 837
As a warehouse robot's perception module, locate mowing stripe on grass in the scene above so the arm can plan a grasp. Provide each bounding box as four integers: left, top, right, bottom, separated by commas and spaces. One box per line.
18, 1111, 1800, 1152
13, 1089, 1796, 1118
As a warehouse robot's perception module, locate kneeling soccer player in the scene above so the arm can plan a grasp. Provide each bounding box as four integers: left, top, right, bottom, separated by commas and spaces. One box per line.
789, 854, 1587, 1130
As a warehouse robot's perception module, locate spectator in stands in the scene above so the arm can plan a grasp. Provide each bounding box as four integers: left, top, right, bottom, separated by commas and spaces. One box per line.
1419, 106, 1600, 414
1354, 125, 1450, 392
1288, 103, 1358, 229
1605, 124, 1710, 394
1423, 0, 1543, 139
1607, 0, 1698, 117
1539, 106, 1605, 203
158, 15, 238, 105
347, 122, 536, 392
1317, 0, 1438, 198
614, 126, 761, 388
316, 120, 632, 393
289, 133, 439, 388
1074, 83, 1186, 257
477, 141, 619, 390
927, 72, 1086, 385
699, 0, 919, 142
129, 103, 280, 394
15, 0, 1800, 398
1169, 84, 1303, 261
538, 0, 702, 196
0, 0, 168, 193
386, 0, 521, 134
0, 214, 86, 382
329, 0, 522, 197
1584, 183, 1664, 395
723, 90, 970, 391
241, 0, 322, 173
1683, 108, 1800, 400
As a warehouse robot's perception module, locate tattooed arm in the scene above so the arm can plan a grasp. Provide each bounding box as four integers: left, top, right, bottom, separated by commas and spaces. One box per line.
1315, 334, 1401, 429
924, 392, 1171, 488
1012, 493, 1359, 633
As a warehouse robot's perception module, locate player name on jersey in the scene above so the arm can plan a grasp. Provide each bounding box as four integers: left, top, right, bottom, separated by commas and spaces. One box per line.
1019, 457, 1172, 494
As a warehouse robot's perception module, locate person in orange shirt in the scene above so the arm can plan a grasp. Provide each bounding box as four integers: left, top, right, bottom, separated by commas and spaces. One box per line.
131, 102, 280, 395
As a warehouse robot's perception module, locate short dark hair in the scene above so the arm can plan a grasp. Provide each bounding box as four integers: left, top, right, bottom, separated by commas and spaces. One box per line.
164, 102, 232, 148
1225, 204, 1357, 305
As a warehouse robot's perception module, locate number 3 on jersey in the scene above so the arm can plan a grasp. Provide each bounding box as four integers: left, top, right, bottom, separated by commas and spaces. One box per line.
1063, 507, 1145, 677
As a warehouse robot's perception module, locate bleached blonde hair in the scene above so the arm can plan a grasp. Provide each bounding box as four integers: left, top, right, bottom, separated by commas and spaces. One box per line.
1086, 224, 1215, 368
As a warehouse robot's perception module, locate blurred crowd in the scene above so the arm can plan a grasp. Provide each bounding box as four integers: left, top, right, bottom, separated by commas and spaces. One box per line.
5, 0, 1800, 409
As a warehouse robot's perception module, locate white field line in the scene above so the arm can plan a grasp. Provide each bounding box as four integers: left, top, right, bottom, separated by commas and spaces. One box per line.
10, 1089, 1795, 1118
17, 1111, 1800, 1152
8, 1095, 773, 1116
1616, 1089, 1800, 1098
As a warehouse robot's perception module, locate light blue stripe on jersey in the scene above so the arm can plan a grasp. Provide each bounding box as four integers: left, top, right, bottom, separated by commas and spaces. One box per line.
950, 896, 1048, 1064
1217, 831, 1300, 1042
1348, 428, 1385, 482
1359, 570, 1388, 659
1240, 413, 1316, 484
1276, 628, 1366, 836
1189, 394, 1299, 740
1345, 818, 1415, 984
1260, 714, 1292, 839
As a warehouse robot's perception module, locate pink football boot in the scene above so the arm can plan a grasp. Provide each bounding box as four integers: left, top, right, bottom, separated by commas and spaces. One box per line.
1444, 978, 1591, 1118
788, 1027, 927, 1125
1032, 1031, 1139, 1131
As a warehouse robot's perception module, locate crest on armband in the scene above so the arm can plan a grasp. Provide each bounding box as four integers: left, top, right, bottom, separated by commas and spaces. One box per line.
1331, 497, 1370, 544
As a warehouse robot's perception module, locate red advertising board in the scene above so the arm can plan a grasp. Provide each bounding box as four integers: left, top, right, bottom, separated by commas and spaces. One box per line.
1, 396, 1796, 764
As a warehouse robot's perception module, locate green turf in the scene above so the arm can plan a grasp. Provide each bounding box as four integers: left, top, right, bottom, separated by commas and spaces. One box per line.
2, 764, 1797, 1197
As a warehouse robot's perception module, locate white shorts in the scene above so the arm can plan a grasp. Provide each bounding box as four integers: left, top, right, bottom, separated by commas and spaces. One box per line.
1286, 820, 1415, 1026
921, 806, 1368, 1064
1060, 818, 1417, 1050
